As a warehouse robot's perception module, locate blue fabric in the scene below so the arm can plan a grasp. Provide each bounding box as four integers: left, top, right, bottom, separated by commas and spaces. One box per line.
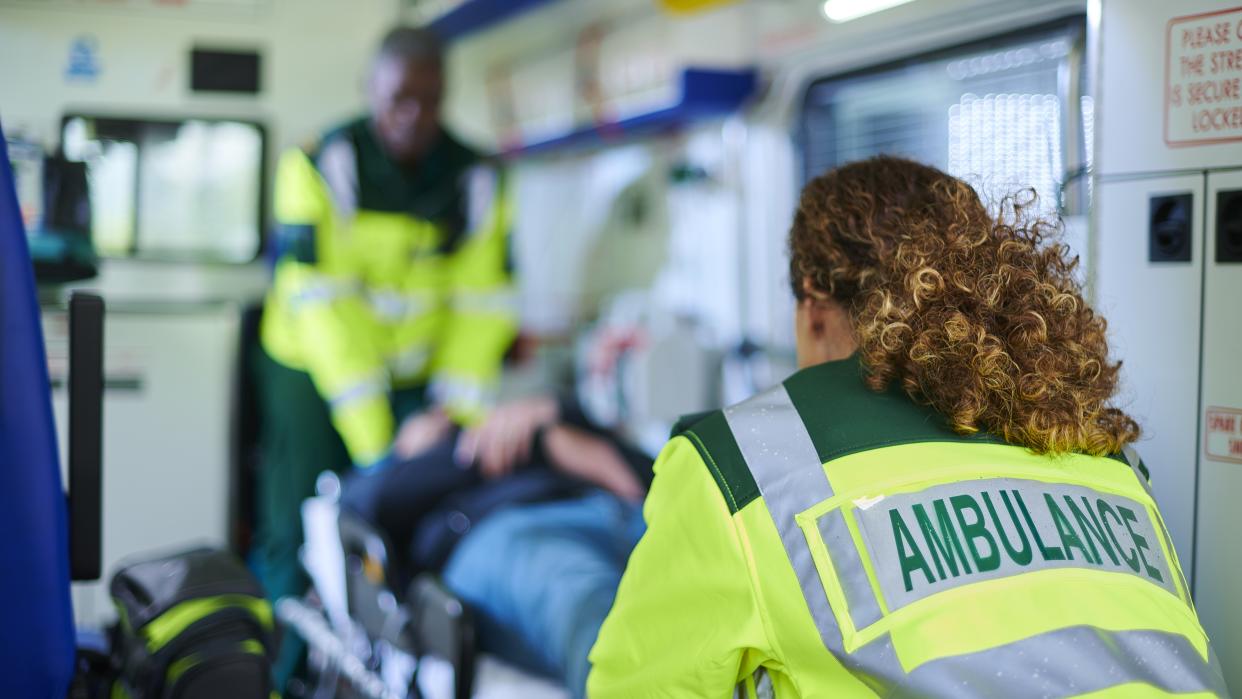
0, 125, 77, 696
441, 491, 645, 699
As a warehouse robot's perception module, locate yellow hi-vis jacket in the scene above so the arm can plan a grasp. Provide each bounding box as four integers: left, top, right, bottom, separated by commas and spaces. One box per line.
261, 122, 515, 465
588, 355, 1227, 698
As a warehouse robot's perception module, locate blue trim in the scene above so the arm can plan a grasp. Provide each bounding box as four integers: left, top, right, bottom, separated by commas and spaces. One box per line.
0, 123, 78, 698
502, 68, 758, 157
429, 0, 558, 41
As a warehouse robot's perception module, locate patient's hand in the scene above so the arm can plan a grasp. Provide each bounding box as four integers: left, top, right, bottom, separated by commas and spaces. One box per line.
543, 424, 645, 502
392, 409, 453, 460
454, 396, 559, 478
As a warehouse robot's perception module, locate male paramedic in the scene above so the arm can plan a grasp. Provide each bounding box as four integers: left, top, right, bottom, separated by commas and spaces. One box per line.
253, 26, 514, 692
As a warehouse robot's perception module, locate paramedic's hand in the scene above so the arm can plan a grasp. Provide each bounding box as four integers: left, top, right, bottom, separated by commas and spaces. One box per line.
393, 409, 453, 460
544, 424, 645, 502
455, 396, 559, 478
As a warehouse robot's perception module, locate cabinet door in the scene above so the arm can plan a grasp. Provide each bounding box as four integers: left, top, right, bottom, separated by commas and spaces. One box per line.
1094, 174, 1205, 567
1196, 168, 1242, 690
48, 308, 239, 627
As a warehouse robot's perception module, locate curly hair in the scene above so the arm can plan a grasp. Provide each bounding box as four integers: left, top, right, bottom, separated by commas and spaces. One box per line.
789, 156, 1139, 455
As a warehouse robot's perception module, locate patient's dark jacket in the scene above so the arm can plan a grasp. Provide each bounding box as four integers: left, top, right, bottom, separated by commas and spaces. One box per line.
340, 397, 653, 583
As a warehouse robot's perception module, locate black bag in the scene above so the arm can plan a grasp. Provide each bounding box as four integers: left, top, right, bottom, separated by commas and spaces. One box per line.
31, 153, 97, 283
109, 547, 273, 699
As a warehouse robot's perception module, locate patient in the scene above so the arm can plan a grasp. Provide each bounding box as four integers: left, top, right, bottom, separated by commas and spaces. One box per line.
340, 393, 651, 698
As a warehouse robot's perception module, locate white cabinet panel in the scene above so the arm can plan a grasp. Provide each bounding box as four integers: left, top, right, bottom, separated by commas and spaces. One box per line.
1095, 175, 1205, 567
46, 306, 240, 628
1195, 168, 1242, 691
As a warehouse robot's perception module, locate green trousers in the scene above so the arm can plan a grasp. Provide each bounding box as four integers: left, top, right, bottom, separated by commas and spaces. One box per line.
251, 346, 424, 691
252, 347, 350, 692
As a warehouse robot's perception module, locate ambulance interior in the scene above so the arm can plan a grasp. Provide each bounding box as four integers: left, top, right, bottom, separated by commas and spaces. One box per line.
1, 0, 1240, 696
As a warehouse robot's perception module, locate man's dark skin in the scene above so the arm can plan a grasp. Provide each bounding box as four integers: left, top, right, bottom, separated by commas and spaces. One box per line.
369, 53, 444, 165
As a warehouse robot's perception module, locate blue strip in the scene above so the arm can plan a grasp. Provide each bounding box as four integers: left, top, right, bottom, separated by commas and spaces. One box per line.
502, 68, 758, 157
429, 0, 558, 41
0, 123, 77, 697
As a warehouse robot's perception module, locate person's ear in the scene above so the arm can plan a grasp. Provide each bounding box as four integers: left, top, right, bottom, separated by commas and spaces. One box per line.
800, 277, 832, 337
800, 277, 831, 302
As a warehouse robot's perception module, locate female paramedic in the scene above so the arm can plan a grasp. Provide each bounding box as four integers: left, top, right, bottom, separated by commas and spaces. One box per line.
586, 156, 1228, 698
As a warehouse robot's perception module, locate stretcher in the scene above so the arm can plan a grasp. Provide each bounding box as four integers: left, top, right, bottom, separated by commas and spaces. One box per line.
283, 472, 568, 699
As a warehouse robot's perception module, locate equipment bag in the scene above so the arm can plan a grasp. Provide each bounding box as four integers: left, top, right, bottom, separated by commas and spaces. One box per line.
109, 547, 273, 699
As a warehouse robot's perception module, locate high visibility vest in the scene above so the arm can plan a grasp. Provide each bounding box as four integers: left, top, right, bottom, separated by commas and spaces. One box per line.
587, 356, 1228, 698
260, 122, 515, 465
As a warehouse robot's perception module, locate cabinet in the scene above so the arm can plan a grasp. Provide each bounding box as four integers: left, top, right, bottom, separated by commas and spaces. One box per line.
1195, 169, 1242, 689
1094, 168, 1242, 690
43, 304, 241, 628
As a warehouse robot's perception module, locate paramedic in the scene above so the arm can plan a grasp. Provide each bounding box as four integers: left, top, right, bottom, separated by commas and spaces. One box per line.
252, 25, 514, 691
587, 156, 1228, 698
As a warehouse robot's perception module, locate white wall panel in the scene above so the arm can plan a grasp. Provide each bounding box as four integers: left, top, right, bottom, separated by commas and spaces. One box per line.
1098, 0, 1242, 176
1196, 168, 1242, 691
0, 0, 400, 153
45, 306, 241, 628
1095, 174, 1205, 564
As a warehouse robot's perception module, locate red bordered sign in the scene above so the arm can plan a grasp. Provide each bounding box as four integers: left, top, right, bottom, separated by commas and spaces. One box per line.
1205, 406, 1242, 464
1165, 5, 1242, 147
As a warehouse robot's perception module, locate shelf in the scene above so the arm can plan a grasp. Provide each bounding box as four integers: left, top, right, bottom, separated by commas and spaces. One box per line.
428, 0, 559, 41
501, 67, 758, 157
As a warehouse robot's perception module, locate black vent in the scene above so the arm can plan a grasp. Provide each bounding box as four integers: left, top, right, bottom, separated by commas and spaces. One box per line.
191, 48, 261, 94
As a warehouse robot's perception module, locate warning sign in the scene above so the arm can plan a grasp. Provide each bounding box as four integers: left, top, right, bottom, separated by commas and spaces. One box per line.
1205, 407, 1242, 464
1165, 6, 1242, 146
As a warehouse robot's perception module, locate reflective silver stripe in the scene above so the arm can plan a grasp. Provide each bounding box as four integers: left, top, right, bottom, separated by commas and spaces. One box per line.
328, 375, 386, 410
723, 385, 845, 653
289, 280, 357, 311
1121, 444, 1152, 496
430, 375, 495, 414
368, 290, 435, 321
732, 668, 774, 699
452, 288, 517, 316
387, 344, 430, 380
817, 508, 884, 630
899, 626, 1227, 698
852, 477, 1180, 608
724, 389, 1227, 697
464, 164, 501, 234
831, 624, 1225, 698
754, 668, 774, 699
317, 138, 358, 220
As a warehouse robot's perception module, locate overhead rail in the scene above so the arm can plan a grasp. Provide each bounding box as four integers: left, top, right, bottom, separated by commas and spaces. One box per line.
501, 67, 758, 157
426, 0, 559, 41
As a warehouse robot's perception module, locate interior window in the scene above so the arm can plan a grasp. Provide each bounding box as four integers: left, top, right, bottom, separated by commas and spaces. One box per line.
62, 115, 266, 262
800, 19, 1088, 217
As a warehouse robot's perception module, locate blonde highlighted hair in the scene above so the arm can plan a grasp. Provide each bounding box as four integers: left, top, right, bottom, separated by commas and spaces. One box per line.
789, 156, 1139, 455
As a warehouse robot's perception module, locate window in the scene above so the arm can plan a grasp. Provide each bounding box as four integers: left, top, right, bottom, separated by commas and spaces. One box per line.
800, 19, 1088, 216
62, 115, 267, 262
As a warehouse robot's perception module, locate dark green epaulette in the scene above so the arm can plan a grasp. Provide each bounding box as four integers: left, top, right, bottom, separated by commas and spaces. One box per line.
669, 411, 713, 439
308, 116, 361, 163
672, 410, 760, 515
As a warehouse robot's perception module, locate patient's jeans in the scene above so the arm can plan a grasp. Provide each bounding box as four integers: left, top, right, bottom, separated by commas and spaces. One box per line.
441, 490, 646, 699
